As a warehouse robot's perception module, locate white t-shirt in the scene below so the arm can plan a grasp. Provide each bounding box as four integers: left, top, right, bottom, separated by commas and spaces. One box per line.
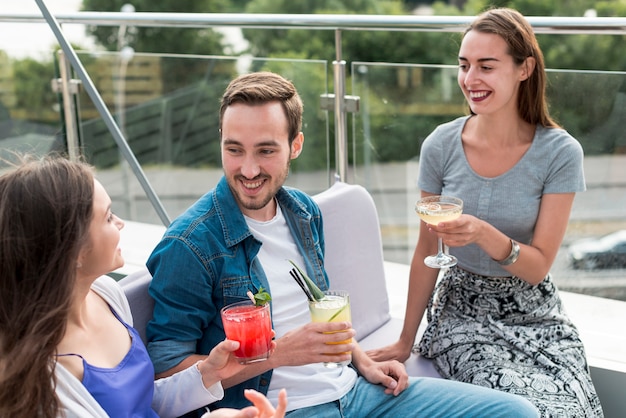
245, 203, 357, 411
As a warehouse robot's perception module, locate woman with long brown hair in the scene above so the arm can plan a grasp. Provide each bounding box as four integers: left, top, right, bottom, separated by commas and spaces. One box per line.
369, 8, 602, 417
0, 155, 286, 417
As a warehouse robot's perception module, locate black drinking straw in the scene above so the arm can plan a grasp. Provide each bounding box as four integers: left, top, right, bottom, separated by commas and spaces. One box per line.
289, 269, 315, 302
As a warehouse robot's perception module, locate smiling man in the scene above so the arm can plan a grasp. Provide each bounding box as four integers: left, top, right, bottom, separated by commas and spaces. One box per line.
220, 100, 302, 220
144, 71, 538, 417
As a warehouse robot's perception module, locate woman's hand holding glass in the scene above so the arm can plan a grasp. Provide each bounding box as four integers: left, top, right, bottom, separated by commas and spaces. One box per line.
415, 196, 464, 268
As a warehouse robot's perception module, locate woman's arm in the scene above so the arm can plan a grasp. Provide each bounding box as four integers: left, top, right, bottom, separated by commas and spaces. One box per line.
367, 192, 441, 363
438, 193, 575, 285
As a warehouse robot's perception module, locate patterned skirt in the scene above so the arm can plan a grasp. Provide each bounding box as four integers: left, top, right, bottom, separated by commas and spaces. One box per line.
415, 266, 603, 417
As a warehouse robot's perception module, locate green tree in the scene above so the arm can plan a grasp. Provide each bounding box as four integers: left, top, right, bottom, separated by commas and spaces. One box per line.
81, 0, 233, 91
12, 58, 58, 119
81, 0, 227, 55
242, 0, 459, 68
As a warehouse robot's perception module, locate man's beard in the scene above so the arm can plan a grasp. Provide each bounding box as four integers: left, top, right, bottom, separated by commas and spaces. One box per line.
229, 162, 290, 212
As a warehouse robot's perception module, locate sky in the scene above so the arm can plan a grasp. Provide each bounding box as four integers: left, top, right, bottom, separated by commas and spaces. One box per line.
1, 0, 248, 61
1, 0, 95, 60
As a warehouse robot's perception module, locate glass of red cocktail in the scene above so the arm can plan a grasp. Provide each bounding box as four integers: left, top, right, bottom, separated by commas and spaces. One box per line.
221, 300, 272, 364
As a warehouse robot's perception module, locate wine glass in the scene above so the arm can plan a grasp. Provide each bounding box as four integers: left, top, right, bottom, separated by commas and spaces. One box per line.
415, 195, 463, 268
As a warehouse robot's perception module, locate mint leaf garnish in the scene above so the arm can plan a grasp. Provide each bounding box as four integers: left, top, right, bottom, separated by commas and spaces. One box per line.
253, 287, 271, 306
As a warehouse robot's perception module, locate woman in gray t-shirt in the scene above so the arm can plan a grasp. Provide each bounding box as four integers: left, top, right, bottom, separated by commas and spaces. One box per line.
368, 7, 603, 418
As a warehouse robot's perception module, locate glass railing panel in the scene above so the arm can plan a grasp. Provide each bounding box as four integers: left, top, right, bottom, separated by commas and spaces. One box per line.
351, 62, 626, 300
3, 15, 624, 302
0, 23, 63, 169
74, 51, 330, 224
350, 63, 465, 265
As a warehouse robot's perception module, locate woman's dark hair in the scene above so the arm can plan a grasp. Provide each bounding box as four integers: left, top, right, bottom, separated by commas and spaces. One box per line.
0, 155, 95, 417
465, 7, 559, 128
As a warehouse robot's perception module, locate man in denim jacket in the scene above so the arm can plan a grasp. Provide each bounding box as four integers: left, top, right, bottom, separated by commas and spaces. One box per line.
145, 72, 538, 417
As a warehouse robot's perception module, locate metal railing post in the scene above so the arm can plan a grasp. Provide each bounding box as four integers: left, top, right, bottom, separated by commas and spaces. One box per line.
56, 50, 80, 162
333, 59, 348, 183
321, 30, 359, 184
333, 29, 348, 183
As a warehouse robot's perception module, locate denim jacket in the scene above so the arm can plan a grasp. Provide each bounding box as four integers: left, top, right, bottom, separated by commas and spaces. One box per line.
146, 176, 328, 412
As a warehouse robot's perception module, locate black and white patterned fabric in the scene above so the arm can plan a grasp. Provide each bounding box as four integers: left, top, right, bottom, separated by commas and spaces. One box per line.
416, 266, 604, 417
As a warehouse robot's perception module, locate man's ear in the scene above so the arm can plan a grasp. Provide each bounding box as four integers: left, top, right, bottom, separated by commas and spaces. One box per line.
520, 56, 536, 81
290, 132, 304, 159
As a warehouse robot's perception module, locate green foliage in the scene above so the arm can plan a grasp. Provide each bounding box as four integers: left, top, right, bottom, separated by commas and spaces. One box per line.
81, 0, 226, 54
547, 71, 625, 154
242, 0, 458, 67
81, 0, 233, 96
12, 58, 57, 113
596, 0, 626, 17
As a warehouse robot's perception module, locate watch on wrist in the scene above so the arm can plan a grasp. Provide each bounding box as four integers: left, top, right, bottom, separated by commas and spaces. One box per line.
493, 239, 520, 266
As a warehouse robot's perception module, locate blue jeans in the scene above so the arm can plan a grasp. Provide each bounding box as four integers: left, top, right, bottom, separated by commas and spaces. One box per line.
285, 376, 538, 417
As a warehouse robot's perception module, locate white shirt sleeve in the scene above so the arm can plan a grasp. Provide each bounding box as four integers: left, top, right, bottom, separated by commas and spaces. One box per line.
152, 361, 224, 418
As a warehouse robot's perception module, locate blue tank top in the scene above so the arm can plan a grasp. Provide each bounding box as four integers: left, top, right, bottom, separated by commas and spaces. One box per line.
58, 309, 159, 417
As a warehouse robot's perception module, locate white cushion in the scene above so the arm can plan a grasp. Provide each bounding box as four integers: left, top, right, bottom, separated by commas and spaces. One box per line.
118, 266, 154, 346
313, 181, 391, 341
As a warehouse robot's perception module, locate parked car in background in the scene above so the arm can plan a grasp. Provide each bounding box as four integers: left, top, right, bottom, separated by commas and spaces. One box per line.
568, 230, 626, 270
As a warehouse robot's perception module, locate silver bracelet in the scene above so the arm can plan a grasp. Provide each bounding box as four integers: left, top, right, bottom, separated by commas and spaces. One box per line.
493, 239, 520, 266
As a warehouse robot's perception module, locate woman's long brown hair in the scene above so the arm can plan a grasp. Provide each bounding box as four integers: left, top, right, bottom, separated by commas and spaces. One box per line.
0, 155, 94, 417
465, 7, 560, 128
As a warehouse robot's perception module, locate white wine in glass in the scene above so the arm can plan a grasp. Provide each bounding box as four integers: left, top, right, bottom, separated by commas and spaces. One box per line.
415, 195, 463, 268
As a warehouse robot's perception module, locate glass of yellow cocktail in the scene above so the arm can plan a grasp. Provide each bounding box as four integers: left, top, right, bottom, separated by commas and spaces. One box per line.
308, 290, 352, 368
415, 195, 463, 268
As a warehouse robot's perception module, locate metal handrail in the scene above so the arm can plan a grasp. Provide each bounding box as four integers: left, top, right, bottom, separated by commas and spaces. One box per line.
3, 12, 626, 34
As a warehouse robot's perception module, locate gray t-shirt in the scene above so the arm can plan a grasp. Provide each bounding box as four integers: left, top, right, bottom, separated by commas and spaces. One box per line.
418, 115, 586, 277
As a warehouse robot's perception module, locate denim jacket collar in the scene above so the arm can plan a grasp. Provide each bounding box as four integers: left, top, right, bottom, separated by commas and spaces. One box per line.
212, 177, 252, 248
212, 176, 312, 249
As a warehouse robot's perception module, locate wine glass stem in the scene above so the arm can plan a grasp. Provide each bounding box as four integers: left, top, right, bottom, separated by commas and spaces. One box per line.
438, 237, 445, 256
